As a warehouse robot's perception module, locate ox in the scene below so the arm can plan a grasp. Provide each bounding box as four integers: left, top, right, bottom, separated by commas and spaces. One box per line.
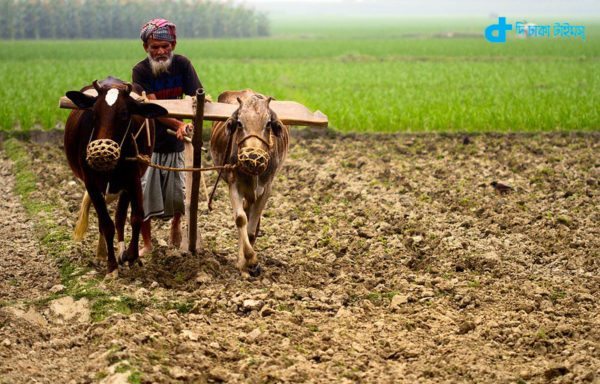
64, 77, 167, 274
210, 90, 289, 277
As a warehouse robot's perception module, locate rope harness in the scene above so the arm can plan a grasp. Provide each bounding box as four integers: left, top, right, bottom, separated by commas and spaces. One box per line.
124, 134, 237, 173
85, 119, 132, 171
126, 152, 237, 173
86, 139, 121, 171
235, 134, 271, 176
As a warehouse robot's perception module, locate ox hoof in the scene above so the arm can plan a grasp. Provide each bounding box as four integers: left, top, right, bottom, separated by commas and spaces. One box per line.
117, 251, 129, 266
128, 258, 143, 268
105, 269, 119, 280
248, 264, 262, 278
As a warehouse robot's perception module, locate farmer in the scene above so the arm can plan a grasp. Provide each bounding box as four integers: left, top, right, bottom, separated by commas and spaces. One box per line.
133, 18, 202, 255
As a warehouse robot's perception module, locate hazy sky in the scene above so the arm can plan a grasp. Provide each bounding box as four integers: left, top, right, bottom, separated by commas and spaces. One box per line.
234, 0, 600, 18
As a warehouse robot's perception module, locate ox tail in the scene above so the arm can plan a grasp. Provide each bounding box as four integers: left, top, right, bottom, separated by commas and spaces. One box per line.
73, 191, 92, 241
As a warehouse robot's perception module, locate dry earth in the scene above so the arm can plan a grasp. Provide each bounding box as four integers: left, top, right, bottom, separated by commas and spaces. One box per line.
0, 131, 598, 383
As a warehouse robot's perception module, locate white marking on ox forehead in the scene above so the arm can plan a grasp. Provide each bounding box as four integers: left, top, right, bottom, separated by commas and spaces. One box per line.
105, 88, 119, 106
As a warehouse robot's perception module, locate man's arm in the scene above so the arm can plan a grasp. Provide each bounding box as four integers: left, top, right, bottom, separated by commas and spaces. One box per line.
145, 93, 190, 141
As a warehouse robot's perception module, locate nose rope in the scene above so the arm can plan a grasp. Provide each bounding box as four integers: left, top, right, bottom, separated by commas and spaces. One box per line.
88, 126, 96, 145
133, 119, 152, 147
87, 118, 132, 149
119, 119, 133, 148
236, 134, 271, 150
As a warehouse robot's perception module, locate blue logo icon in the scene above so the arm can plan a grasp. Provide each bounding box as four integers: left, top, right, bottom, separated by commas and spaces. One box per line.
485, 17, 513, 43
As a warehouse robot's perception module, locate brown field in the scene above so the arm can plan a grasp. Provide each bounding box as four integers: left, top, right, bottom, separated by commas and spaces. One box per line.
0, 131, 598, 383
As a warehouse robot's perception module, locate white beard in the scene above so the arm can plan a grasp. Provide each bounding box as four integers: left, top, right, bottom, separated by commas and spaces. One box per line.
148, 52, 173, 76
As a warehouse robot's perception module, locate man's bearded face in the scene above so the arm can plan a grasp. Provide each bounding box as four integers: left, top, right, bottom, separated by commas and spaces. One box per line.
145, 38, 175, 76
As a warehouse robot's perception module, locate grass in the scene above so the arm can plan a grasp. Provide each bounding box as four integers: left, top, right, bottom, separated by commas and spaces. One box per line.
3, 139, 48, 207
128, 371, 142, 384
1, 18, 598, 133
91, 296, 147, 322
366, 291, 400, 305
162, 300, 195, 314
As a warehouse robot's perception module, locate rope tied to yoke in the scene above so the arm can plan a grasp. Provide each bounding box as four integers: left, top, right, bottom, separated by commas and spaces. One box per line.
125, 134, 236, 173
126, 153, 237, 173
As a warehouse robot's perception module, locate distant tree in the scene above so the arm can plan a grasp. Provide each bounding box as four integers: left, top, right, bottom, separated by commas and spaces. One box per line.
0, 0, 270, 39
256, 12, 270, 37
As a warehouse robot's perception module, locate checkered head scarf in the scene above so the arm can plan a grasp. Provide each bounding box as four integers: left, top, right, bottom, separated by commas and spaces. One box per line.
140, 18, 176, 43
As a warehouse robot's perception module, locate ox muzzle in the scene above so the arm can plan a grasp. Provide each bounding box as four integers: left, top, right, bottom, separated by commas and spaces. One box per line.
236, 134, 271, 176
86, 139, 120, 171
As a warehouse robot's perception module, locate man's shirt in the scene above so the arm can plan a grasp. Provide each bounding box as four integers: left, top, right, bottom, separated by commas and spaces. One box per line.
133, 54, 202, 153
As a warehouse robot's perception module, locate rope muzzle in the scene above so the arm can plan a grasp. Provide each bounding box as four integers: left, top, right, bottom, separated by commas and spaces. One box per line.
235, 133, 271, 176
237, 146, 270, 176
86, 139, 121, 171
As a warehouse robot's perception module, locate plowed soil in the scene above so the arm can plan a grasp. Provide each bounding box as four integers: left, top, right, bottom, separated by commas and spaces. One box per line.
1, 131, 598, 383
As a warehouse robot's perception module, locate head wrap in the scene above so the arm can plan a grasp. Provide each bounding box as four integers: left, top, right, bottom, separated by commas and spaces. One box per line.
140, 18, 176, 43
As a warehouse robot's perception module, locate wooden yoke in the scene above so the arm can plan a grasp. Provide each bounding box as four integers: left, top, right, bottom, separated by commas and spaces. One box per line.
188, 88, 205, 254
59, 91, 329, 127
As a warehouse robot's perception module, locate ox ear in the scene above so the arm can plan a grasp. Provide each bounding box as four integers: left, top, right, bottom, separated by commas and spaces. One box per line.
66, 91, 97, 109
269, 109, 285, 137
130, 100, 168, 118
227, 119, 236, 135
226, 107, 240, 135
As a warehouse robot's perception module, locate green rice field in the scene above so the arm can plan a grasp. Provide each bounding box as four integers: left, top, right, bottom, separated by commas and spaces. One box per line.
0, 18, 598, 132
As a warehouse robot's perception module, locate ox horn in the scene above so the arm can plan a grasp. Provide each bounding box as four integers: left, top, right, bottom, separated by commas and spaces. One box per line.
236, 97, 244, 107
92, 80, 101, 92
124, 82, 133, 95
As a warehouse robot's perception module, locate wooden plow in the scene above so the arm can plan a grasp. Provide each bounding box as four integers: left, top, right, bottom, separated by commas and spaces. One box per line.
60, 88, 328, 254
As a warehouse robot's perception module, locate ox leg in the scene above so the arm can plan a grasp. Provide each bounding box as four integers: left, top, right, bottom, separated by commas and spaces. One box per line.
87, 187, 118, 274
124, 178, 144, 267
99, 192, 120, 262
229, 183, 256, 277
114, 192, 129, 265
247, 185, 271, 246
243, 186, 271, 277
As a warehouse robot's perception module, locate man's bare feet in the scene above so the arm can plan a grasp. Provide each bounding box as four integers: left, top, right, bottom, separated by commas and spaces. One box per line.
170, 228, 182, 248
169, 213, 182, 247
139, 244, 153, 258
140, 219, 153, 257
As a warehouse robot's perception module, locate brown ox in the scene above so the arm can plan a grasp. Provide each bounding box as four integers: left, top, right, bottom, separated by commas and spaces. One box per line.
210, 90, 289, 277
64, 77, 167, 274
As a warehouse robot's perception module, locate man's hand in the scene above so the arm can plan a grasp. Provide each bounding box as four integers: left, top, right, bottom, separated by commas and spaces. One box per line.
176, 122, 192, 141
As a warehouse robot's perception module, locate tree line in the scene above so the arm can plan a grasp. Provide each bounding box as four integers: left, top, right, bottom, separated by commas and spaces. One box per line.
0, 0, 270, 39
